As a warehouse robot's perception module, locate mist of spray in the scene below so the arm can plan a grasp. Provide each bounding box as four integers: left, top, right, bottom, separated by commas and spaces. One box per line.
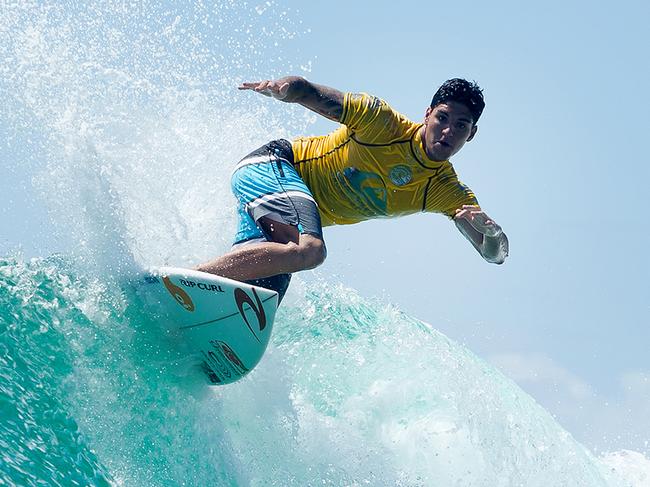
0, 0, 313, 277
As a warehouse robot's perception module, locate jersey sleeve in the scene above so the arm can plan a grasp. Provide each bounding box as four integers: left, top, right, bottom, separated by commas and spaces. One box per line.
441, 182, 479, 218
423, 170, 479, 219
340, 92, 411, 144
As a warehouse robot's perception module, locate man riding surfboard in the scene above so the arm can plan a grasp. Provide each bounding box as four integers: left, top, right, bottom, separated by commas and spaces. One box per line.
196, 76, 509, 301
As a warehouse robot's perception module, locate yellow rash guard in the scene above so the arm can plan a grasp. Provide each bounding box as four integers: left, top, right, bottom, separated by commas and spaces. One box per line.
291, 92, 479, 227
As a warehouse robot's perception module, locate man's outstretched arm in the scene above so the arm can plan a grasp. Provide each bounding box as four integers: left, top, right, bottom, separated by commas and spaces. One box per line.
454, 205, 509, 264
239, 76, 344, 122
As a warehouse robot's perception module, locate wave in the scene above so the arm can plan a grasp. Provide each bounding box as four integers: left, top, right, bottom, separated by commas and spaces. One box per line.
1, 256, 644, 485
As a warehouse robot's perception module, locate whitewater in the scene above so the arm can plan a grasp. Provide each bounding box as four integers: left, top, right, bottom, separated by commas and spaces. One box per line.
0, 2, 648, 485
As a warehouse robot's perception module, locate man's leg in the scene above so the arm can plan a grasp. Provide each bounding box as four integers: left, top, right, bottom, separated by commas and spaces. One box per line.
195, 138, 325, 301
195, 217, 326, 281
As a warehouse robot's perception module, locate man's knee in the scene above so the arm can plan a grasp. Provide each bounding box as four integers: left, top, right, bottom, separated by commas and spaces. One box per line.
296, 235, 326, 270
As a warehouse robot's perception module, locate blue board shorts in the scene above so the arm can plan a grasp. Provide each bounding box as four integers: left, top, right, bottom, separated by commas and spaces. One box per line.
230, 139, 324, 300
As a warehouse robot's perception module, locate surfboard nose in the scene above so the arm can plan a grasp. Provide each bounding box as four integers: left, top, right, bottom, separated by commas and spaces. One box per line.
137, 266, 278, 385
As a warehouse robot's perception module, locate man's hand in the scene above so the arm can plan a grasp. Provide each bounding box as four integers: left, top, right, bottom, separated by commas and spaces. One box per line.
454, 205, 508, 264
238, 76, 305, 103
454, 205, 502, 238
238, 76, 344, 122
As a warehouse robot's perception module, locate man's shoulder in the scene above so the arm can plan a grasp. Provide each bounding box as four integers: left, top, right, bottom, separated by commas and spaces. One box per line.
344, 93, 418, 143
351, 93, 411, 119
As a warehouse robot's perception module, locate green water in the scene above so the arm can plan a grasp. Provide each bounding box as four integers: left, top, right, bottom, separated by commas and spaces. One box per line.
1, 256, 111, 485
0, 255, 632, 486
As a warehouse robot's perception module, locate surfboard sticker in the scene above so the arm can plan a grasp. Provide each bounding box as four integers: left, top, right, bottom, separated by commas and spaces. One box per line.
137, 266, 278, 385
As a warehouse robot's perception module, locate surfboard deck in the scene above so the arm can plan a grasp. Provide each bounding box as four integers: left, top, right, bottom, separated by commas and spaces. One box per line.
135, 266, 278, 385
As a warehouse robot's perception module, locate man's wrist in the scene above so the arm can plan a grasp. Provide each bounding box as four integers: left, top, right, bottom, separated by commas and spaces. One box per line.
288, 76, 310, 102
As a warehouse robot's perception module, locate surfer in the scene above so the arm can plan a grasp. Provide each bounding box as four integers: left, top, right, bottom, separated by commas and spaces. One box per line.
196, 76, 509, 300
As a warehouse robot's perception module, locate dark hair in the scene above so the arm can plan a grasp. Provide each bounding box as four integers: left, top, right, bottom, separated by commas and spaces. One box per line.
430, 78, 485, 123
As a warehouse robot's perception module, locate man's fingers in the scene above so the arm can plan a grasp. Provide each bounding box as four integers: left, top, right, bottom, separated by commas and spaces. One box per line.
457, 205, 481, 219
238, 82, 262, 90
456, 207, 502, 236
238, 81, 273, 94
254, 80, 271, 93
238, 80, 287, 99
238, 79, 291, 101
260, 80, 288, 98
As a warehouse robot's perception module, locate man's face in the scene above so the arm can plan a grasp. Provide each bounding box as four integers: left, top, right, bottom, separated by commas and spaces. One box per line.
421, 101, 478, 161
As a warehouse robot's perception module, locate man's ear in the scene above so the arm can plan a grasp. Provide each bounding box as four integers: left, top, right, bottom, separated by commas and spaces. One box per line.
424, 106, 432, 121
467, 125, 478, 142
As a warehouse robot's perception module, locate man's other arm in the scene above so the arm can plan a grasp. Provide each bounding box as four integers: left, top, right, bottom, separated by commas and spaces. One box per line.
454, 205, 509, 264
239, 76, 344, 122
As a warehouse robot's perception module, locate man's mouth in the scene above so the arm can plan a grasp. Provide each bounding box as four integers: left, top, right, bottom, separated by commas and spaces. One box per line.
435, 140, 451, 148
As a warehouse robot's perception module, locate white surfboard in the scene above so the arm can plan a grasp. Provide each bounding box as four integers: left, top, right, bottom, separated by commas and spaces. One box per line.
136, 266, 278, 385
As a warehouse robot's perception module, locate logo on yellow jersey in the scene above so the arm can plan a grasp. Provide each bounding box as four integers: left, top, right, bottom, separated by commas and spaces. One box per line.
389, 165, 412, 186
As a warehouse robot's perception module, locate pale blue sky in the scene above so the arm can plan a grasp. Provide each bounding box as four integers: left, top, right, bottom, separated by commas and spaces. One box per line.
1, 0, 648, 453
